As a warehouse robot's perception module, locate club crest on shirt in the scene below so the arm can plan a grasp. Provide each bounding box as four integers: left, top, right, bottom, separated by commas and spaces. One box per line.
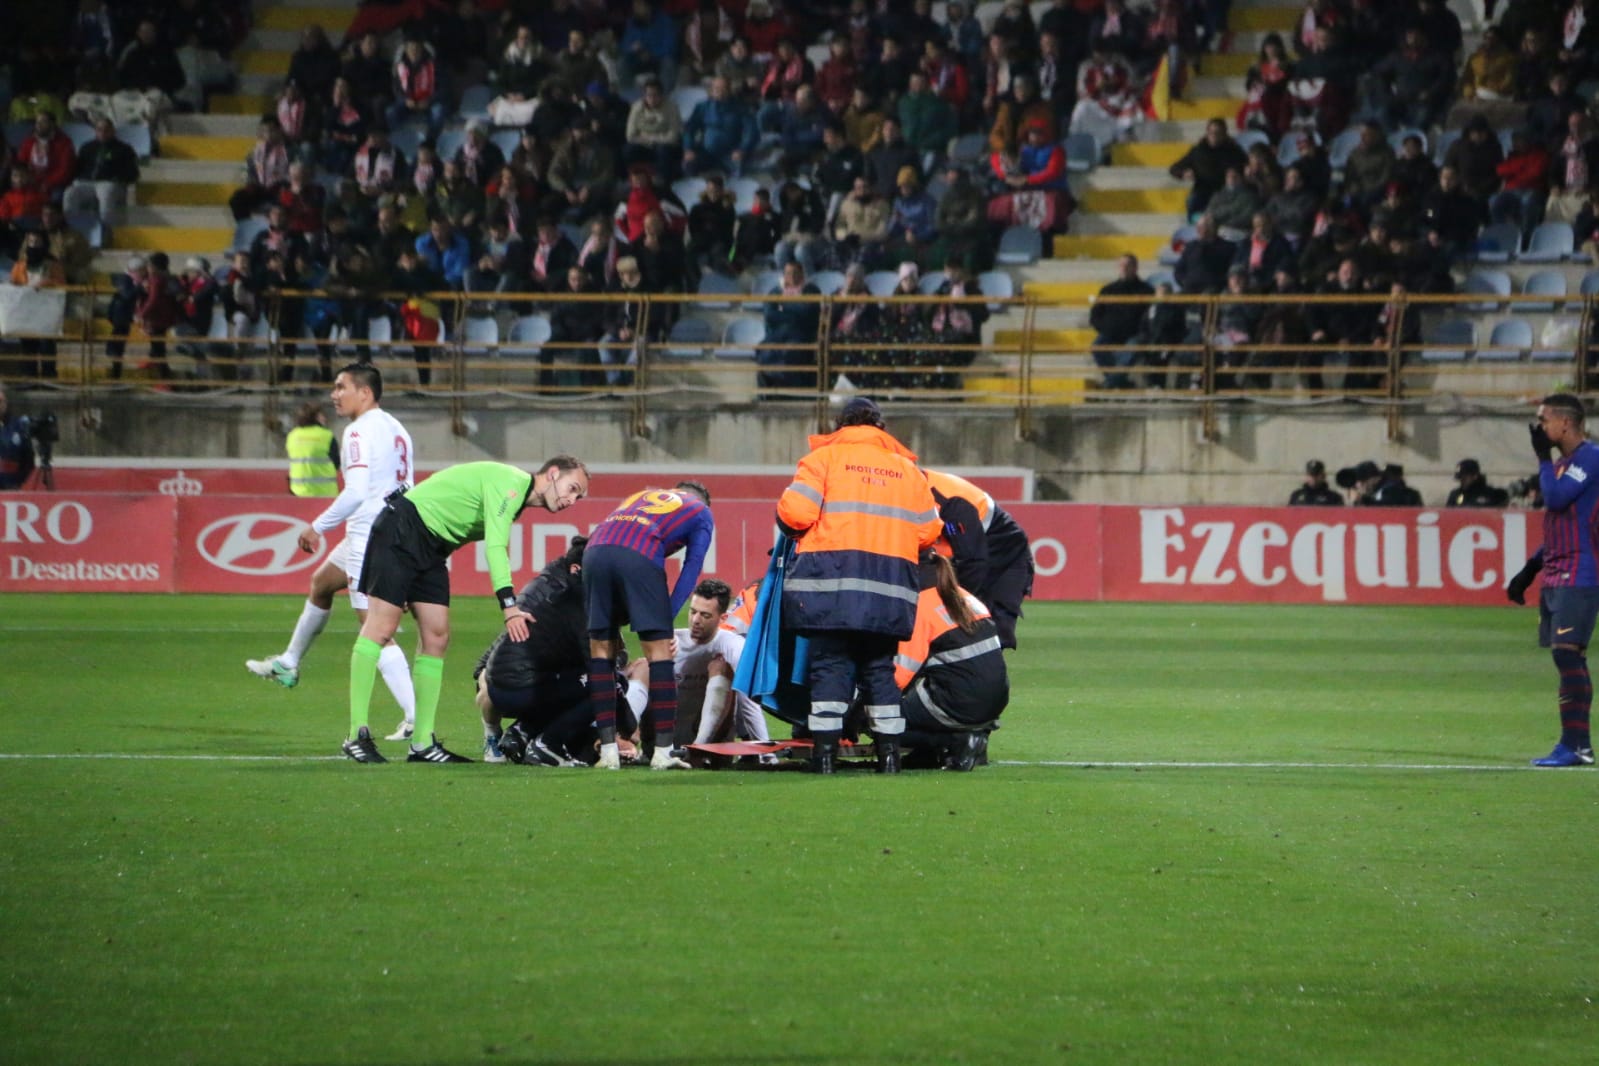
1567, 466, 1588, 483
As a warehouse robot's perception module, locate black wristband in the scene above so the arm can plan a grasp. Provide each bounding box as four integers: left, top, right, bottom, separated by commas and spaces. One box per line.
496, 587, 516, 609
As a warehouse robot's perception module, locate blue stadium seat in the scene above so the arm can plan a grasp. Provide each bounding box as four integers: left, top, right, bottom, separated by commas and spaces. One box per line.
458, 84, 494, 121
978, 269, 1014, 311
1479, 318, 1531, 361
1276, 136, 1303, 168
1433, 129, 1462, 165
66, 212, 104, 248
1233, 129, 1270, 155
918, 272, 946, 294
749, 268, 782, 296
670, 86, 708, 118
231, 217, 269, 252
1419, 316, 1474, 362
121, 123, 153, 160
810, 269, 846, 295
505, 313, 551, 351
1463, 268, 1511, 311
995, 225, 1042, 265
729, 177, 762, 215
950, 132, 987, 165
459, 315, 498, 356
1064, 132, 1100, 173
697, 270, 742, 309
435, 128, 466, 163
671, 177, 707, 207
490, 129, 521, 158
388, 126, 424, 161
1520, 269, 1568, 311
1146, 269, 1177, 291
1521, 221, 1575, 263
864, 270, 900, 296
1326, 127, 1362, 169
1474, 222, 1520, 263
662, 315, 714, 358
62, 122, 95, 153
718, 315, 764, 359
1582, 269, 1599, 297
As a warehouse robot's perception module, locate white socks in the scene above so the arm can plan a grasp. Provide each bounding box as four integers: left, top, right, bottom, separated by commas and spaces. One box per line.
280, 601, 330, 669
377, 642, 416, 725
695, 675, 733, 743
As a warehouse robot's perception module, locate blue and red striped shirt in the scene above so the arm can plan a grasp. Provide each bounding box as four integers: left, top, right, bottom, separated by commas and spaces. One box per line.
587, 488, 715, 614
1539, 439, 1599, 588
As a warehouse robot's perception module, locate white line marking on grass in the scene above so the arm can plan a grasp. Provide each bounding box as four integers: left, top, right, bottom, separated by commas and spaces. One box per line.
1001, 759, 1538, 772
0, 753, 344, 762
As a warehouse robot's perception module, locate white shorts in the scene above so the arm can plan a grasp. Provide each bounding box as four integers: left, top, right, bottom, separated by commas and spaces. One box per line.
328, 536, 369, 610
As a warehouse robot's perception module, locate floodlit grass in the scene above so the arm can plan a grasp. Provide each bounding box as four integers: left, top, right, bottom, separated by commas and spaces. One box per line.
0, 595, 1592, 1065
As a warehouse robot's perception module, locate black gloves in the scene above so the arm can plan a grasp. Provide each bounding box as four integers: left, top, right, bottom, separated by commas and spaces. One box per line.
1506, 556, 1543, 605
1530, 421, 1554, 462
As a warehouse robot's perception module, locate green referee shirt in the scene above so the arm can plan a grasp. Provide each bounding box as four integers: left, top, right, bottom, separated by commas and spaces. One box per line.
406, 461, 533, 601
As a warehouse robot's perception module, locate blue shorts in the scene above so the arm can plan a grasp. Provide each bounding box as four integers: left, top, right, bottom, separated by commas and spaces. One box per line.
584, 543, 674, 641
1538, 586, 1599, 648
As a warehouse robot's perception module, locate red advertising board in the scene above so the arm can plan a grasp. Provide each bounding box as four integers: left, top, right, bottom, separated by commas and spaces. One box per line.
1100, 505, 1534, 605
0, 493, 1543, 606
1, 494, 175, 592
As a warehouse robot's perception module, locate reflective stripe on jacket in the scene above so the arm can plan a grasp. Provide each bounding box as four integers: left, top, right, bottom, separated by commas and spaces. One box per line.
776, 424, 941, 637
894, 580, 1008, 726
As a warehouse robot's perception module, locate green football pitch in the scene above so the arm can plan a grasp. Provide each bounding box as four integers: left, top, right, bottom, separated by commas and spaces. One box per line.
1, 594, 1591, 1065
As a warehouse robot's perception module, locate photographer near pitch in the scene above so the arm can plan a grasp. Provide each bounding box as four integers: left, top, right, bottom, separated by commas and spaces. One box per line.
0, 383, 56, 490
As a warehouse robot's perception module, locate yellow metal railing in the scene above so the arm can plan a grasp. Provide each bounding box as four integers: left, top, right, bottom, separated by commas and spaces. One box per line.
0, 285, 1587, 440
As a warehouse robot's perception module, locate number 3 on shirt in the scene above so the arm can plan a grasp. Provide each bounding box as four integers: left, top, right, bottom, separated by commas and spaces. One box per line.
394, 436, 410, 484
621, 489, 683, 515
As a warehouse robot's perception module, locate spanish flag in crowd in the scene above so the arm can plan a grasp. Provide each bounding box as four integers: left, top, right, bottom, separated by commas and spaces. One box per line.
1142, 53, 1173, 122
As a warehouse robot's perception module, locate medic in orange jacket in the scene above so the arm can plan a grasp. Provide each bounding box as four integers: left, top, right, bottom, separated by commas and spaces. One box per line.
776, 415, 942, 639
893, 559, 1009, 727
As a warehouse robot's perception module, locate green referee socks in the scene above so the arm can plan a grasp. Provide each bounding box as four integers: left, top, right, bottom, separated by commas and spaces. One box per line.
349, 637, 383, 739
410, 654, 445, 750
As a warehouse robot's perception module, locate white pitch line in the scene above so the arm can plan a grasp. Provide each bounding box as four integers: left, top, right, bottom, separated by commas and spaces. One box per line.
1000, 759, 1539, 772
0, 753, 1564, 772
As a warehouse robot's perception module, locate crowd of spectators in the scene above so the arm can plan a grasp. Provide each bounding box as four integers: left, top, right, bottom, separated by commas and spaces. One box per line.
1285, 455, 1524, 507
8, 1, 1599, 394
1083, 0, 1599, 393
152, 0, 1228, 388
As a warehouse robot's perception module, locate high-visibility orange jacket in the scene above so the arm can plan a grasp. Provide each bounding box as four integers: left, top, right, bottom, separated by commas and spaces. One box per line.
776, 424, 941, 638
893, 572, 1009, 726
722, 580, 759, 636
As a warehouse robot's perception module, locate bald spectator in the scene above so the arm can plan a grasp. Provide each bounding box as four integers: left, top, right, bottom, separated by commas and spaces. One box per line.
1173, 214, 1234, 295
63, 119, 141, 221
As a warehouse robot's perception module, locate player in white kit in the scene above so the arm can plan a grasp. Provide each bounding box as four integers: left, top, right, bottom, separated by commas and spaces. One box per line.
624, 578, 772, 747
245, 363, 419, 740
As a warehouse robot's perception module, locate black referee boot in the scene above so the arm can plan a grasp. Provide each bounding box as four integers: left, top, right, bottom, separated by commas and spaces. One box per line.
876, 737, 901, 775
809, 734, 838, 774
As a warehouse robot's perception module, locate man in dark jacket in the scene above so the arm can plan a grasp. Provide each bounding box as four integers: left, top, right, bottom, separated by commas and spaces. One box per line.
1447, 458, 1510, 507
1289, 460, 1344, 505
1169, 119, 1248, 219
759, 260, 821, 397
1174, 214, 1234, 295
1089, 254, 1155, 389
1306, 257, 1379, 393
475, 535, 597, 765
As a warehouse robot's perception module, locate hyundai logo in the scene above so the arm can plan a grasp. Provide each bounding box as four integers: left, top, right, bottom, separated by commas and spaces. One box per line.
197, 514, 322, 576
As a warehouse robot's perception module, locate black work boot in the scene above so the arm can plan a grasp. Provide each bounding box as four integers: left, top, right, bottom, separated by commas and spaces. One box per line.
876, 737, 901, 775
809, 734, 838, 774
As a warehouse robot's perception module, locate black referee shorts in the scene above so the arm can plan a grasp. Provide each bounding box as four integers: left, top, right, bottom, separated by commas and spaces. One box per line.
359, 495, 452, 608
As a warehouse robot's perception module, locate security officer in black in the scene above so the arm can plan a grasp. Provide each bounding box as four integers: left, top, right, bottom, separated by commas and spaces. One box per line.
1288, 459, 1343, 506
1446, 458, 1510, 507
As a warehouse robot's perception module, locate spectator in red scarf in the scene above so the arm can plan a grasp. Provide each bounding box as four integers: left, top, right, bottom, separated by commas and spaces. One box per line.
386, 35, 448, 142
17, 112, 76, 203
